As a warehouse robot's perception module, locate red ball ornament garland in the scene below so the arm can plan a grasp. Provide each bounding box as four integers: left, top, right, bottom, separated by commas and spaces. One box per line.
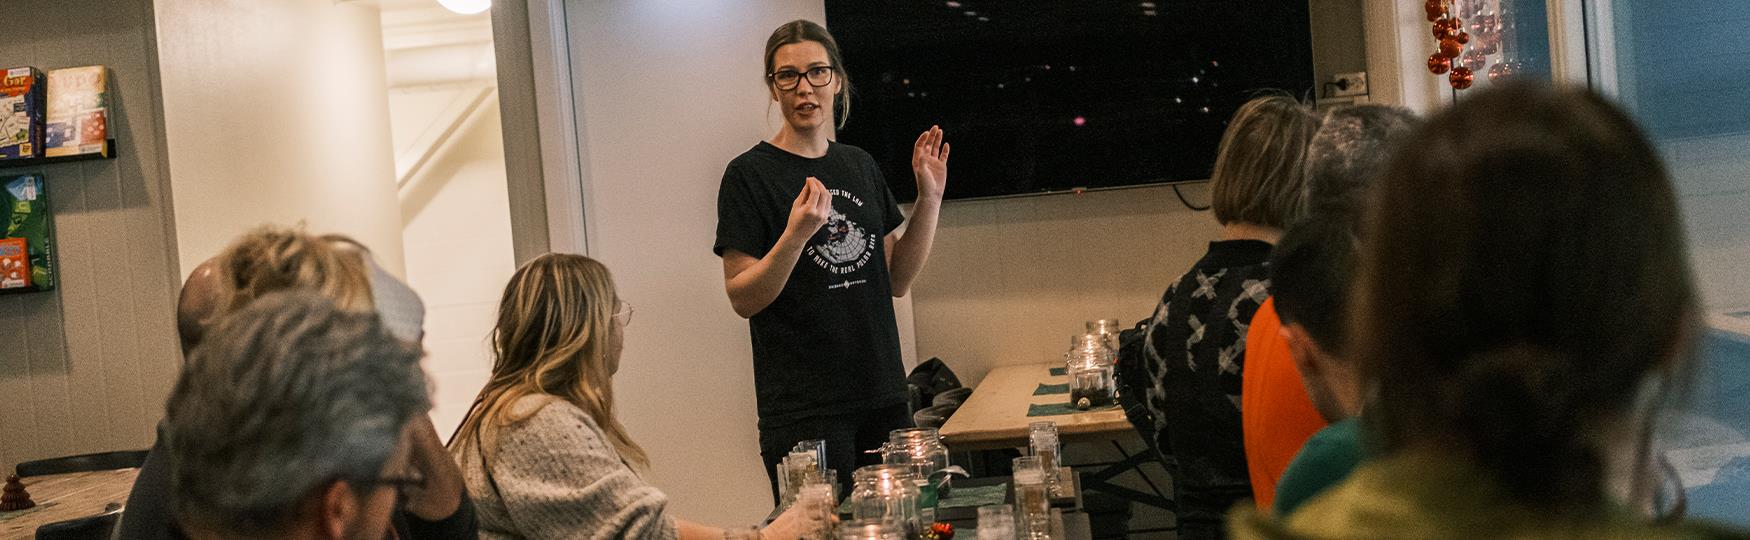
1426, 0, 1499, 90
1450, 66, 1475, 89
1428, 53, 1452, 75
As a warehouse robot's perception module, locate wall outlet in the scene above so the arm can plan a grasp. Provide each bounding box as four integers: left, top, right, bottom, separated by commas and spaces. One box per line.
1330, 72, 1368, 97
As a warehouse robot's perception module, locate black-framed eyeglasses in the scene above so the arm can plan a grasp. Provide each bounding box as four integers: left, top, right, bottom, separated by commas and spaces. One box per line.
768, 66, 835, 91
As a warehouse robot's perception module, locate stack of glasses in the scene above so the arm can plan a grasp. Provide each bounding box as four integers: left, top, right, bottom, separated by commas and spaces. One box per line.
777, 439, 838, 514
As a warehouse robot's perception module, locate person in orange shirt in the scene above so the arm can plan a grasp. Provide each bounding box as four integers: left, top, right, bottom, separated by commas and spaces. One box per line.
1240, 297, 1327, 510
1240, 104, 1417, 510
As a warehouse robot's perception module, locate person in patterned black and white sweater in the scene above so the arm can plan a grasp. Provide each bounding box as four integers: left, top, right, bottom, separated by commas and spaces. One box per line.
1142, 94, 1320, 540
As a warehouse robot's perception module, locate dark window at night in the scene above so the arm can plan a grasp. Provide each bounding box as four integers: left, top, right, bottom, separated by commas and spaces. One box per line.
826, 0, 1316, 201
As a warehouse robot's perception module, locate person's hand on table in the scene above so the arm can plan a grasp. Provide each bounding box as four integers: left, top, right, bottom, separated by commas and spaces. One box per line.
760, 490, 835, 539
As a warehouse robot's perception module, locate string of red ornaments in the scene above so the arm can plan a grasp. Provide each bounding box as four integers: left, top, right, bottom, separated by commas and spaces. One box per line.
1424, 0, 1507, 90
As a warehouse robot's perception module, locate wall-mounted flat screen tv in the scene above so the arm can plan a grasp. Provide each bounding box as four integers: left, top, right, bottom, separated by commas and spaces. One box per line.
825, 0, 1315, 201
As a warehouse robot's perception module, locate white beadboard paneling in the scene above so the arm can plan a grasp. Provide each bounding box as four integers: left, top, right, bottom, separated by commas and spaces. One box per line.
0, 0, 181, 468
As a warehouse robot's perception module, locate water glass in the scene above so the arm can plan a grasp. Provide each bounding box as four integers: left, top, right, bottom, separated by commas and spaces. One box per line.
794, 439, 828, 472
976, 505, 1016, 540
1028, 421, 1062, 496
1012, 456, 1050, 540
798, 483, 838, 537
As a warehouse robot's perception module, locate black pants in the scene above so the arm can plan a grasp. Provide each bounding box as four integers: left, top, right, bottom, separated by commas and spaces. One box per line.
759, 402, 913, 504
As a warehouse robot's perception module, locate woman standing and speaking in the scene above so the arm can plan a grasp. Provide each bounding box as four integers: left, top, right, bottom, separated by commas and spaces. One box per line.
714, 19, 949, 500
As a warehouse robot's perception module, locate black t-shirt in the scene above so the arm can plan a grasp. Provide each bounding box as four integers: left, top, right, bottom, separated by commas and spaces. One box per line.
714, 141, 909, 425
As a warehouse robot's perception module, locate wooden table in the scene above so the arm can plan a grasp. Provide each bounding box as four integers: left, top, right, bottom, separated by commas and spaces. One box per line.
939, 362, 1131, 451
940, 362, 1175, 514
0, 468, 138, 539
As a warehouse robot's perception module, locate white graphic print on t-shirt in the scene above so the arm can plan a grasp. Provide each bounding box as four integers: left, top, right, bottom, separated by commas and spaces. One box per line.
809, 188, 879, 280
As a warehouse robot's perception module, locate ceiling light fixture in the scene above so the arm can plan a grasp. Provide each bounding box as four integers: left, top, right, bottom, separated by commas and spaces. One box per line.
437, 0, 491, 15
946, 0, 962, 7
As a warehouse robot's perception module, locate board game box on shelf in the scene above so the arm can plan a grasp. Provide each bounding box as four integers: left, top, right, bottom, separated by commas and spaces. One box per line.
0, 67, 44, 160
46, 66, 107, 158
2, 174, 53, 293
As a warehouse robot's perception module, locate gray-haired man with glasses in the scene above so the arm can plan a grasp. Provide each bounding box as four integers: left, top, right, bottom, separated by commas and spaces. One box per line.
163, 291, 432, 540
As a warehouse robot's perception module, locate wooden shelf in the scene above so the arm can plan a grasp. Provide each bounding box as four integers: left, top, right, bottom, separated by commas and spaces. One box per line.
0, 139, 116, 169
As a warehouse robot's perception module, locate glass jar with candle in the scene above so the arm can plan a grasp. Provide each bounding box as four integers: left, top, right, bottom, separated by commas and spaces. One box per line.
1086, 319, 1122, 352
835, 519, 905, 540
849, 464, 922, 537
1066, 334, 1117, 410
882, 428, 951, 482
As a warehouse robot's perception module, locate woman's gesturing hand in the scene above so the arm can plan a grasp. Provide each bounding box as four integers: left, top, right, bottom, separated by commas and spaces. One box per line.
786, 176, 833, 237
911, 125, 950, 200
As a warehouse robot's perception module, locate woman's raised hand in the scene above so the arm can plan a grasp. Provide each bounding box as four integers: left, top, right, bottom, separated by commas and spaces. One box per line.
910, 125, 950, 200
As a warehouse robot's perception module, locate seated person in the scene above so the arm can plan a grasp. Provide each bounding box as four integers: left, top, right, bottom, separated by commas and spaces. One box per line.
1141, 94, 1319, 538
121, 225, 474, 539
1266, 214, 1366, 516
1232, 82, 1749, 538
448, 253, 824, 540
164, 292, 431, 540
1240, 104, 1417, 510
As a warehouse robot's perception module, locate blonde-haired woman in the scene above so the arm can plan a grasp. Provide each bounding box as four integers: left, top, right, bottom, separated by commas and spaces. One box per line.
451, 253, 823, 540
1139, 94, 1320, 539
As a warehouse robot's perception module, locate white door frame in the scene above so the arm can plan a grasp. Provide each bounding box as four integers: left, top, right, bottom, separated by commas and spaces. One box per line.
523, 0, 591, 255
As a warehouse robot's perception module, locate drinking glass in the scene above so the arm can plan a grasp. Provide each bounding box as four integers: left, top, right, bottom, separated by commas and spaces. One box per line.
1012, 456, 1050, 540
976, 505, 1016, 540
794, 439, 828, 473
1028, 421, 1062, 497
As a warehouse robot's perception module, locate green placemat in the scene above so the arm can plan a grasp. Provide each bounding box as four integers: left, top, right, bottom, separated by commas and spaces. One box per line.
1049, 367, 1066, 376
1032, 383, 1069, 395
939, 483, 1008, 509
1027, 402, 1120, 417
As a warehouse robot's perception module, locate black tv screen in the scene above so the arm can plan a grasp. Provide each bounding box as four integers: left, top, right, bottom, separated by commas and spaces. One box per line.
825, 1, 1315, 201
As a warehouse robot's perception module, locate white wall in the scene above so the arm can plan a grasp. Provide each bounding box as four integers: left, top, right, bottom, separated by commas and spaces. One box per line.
562, 0, 832, 525
911, 185, 1222, 387
393, 87, 515, 435
155, 0, 407, 275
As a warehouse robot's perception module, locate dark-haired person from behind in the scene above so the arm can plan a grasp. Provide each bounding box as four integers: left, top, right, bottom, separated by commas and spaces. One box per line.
1241, 104, 1417, 513
1232, 83, 1750, 538
165, 291, 430, 540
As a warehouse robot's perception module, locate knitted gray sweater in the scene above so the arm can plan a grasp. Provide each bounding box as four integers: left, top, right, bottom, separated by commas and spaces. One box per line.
454, 396, 679, 540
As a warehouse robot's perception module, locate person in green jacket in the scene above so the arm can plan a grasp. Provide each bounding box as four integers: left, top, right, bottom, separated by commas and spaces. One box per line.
1231, 82, 1749, 539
